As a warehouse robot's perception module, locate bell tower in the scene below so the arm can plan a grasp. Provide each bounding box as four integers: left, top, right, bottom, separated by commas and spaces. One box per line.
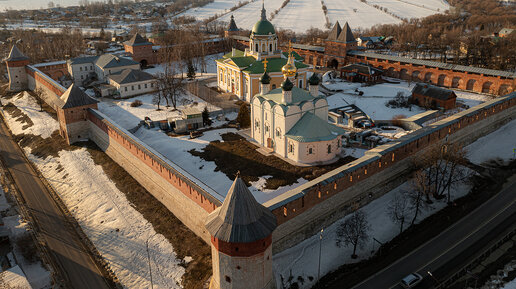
205, 174, 277, 289
4, 45, 29, 92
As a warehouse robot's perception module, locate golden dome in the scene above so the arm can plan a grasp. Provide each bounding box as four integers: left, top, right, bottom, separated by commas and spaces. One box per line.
282, 45, 297, 78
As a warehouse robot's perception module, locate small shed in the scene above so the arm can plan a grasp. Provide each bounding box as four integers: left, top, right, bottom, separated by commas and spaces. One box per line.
411, 83, 457, 110
340, 63, 383, 83
173, 107, 204, 133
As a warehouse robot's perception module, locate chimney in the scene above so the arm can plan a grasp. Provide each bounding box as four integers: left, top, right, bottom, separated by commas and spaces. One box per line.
232, 48, 236, 57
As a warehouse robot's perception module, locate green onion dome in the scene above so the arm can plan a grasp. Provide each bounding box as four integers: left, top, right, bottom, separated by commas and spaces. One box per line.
281, 77, 294, 91
260, 71, 271, 84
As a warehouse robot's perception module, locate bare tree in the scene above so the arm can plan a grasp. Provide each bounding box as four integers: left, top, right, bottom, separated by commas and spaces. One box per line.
32, 87, 45, 112
408, 170, 431, 226
336, 210, 371, 259
387, 191, 410, 234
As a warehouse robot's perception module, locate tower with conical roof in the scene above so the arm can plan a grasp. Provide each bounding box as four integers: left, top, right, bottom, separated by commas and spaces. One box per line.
57, 84, 99, 145
324, 21, 357, 69
205, 174, 277, 289
225, 15, 241, 37
4, 45, 30, 92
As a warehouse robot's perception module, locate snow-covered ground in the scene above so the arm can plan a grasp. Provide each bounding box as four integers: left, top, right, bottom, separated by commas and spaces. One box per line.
143, 53, 222, 78
273, 176, 472, 289
2, 92, 59, 138
184, 0, 448, 33
216, 0, 285, 31
2, 216, 52, 289
466, 118, 516, 165
325, 80, 489, 120
271, 0, 327, 33
179, 0, 242, 21
324, 0, 400, 30
503, 278, 516, 289
1, 94, 189, 289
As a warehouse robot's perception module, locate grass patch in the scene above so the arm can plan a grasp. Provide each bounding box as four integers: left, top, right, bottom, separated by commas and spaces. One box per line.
189, 132, 356, 189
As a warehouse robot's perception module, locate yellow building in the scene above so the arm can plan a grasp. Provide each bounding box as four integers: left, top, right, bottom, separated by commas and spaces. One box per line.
216, 4, 309, 101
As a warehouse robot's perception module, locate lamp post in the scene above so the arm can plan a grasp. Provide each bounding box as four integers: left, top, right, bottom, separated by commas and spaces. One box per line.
427, 270, 440, 286
317, 228, 324, 285
146, 232, 158, 289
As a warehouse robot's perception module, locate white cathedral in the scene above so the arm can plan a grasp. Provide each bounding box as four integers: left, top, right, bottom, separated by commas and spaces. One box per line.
250, 51, 345, 165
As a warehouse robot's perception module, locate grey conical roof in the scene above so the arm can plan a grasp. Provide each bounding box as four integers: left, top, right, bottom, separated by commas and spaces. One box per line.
205, 176, 277, 243
337, 22, 356, 43
5, 45, 29, 62
228, 15, 239, 31
58, 84, 98, 109
327, 21, 342, 40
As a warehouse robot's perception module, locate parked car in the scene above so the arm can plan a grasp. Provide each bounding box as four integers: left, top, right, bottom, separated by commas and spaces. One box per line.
400, 273, 423, 288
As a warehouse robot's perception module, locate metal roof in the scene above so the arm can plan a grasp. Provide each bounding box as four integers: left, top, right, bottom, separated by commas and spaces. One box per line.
5, 45, 29, 62
205, 176, 277, 243
109, 69, 154, 84
348, 50, 516, 78
124, 33, 153, 47
95, 54, 139, 69
285, 112, 344, 142
292, 43, 325, 52
58, 84, 98, 109
68, 55, 99, 65
412, 83, 456, 100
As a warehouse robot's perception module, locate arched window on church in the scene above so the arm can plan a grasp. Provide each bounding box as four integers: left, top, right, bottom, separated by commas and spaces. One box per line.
256, 43, 258, 51
327, 144, 332, 154
270, 43, 272, 52
276, 128, 281, 138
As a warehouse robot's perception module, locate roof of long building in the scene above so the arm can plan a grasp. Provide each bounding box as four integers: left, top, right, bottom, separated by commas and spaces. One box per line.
95, 54, 139, 69
348, 50, 516, 78
109, 69, 154, 84
205, 176, 277, 243
412, 83, 456, 100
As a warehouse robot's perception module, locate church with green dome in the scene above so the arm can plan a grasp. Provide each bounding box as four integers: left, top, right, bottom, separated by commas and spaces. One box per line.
216, 3, 309, 101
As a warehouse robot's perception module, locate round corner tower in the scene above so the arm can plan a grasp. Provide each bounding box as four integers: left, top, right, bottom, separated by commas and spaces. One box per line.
4, 45, 29, 92
205, 175, 277, 289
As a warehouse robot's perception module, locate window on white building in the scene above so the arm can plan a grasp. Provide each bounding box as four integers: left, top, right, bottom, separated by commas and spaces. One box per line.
255, 119, 260, 129
80, 67, 82, 71
276, 128, 281, 138
138, 84, 141, 90
145, 84, 147, 89
131, 85, 134, 90
125, 87, 127, 91
288, 142, 294, 153
327, 144, 332, 154
308, 147, 313, 154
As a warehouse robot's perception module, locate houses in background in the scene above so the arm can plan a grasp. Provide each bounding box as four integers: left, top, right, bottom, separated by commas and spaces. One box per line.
411, 83, 457, 110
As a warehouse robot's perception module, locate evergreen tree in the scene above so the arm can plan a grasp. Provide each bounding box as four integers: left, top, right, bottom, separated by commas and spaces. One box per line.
236, 103, 250, 128
186, 61, 196, 80
202, 106, 212, 126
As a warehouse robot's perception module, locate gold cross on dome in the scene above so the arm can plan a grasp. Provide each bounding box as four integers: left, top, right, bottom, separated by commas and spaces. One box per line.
263, 58, 268, 72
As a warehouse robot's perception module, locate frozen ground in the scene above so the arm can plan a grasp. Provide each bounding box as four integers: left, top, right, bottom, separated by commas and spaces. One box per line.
325, 79, 489, 120
1, 94, 189, 289
273, 174, 472, 289
271, 0, 327, 33
143, 53, 222, 78
2, 92, 59, 138
466, 118, 516, 165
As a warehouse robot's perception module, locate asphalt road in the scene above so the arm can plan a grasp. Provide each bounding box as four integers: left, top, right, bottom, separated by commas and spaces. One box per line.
0, 120, 112, 289
351, 177, 516, 289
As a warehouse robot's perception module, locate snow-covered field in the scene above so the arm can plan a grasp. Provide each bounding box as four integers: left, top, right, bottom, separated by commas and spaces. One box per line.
273, 176, 472, 289
325, 80, 489, 120
324, 0, 400, 30
1, 93, 189, 289
466, 118, 516, 165
185, 0, 449, 33
271, 0, 327, 33
216, 0, 285, 31
179, 0, 242, 21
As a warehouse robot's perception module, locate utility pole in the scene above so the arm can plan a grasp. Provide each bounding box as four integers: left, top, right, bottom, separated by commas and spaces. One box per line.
317, 228, 324, 285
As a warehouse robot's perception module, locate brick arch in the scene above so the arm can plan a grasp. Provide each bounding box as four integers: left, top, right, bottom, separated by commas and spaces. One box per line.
466, 79, 476, 91
482, 81, 493, 94
412, 70, 420, 80
437, 74, 446, 86
424, 72, 433, 82
400, 69, 410, 80
498, 84, 512, 95
387, 67, 397, 77
451, 76, 461, 88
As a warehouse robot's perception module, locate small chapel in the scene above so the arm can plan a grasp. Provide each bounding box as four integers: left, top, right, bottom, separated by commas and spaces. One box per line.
250, 51, 345, 165
216, 4, 309, 101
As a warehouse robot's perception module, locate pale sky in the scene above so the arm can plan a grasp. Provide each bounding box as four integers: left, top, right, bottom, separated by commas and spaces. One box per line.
0, 0, 81, 11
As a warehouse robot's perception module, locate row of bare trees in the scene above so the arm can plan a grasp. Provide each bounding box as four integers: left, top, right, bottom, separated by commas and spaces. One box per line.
335, 142, 470, 259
